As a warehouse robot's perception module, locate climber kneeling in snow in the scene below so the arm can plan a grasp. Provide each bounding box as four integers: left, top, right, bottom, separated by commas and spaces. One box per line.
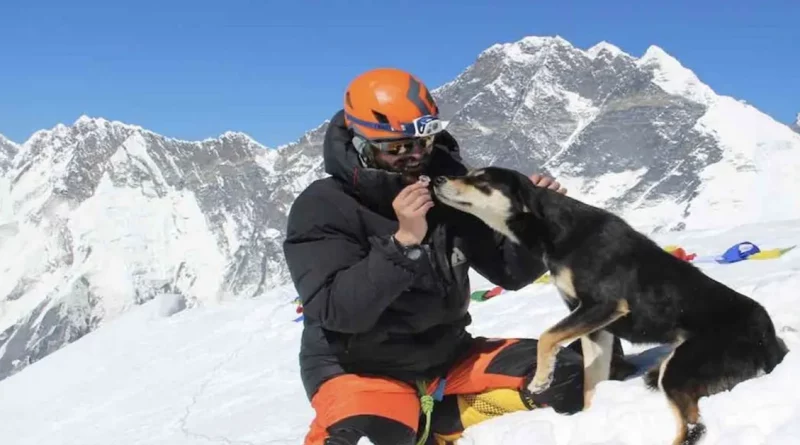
283, 68, 635, 445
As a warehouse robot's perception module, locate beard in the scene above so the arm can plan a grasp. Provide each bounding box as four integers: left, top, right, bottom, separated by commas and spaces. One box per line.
373, 152, 432, 184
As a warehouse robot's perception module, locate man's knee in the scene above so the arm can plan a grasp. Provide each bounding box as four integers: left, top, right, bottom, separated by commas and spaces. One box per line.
305, 374, 421, 445
428, 389, 529, 444
521, 346, 584, 414
467, 337, 584, 414
323, 415, 416, 445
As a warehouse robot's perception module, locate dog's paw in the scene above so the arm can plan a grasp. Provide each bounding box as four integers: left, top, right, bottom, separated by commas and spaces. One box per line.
527, 370, 554, 394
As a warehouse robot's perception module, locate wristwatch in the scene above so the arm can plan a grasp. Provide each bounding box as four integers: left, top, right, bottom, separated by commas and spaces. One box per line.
392, 236, 424, 260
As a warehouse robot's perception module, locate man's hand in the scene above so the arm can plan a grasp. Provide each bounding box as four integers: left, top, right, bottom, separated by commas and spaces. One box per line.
530, 173, 567, 195
393, 180, 433, 246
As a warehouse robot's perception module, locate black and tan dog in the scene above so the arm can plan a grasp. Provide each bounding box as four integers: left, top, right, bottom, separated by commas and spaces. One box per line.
431, 166, 788, 445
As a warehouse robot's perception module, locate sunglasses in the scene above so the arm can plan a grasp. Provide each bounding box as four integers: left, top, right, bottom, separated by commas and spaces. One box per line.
350, 115, 443, 158
354, 133, 436, 157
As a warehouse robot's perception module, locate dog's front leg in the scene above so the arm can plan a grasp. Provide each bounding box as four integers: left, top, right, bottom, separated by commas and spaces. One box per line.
528, 299, 630, 395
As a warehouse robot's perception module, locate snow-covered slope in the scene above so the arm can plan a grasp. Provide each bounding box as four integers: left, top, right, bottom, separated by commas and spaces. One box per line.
0, 218, 798, 445
792, 112, 800, 133
0, 117, 292, 380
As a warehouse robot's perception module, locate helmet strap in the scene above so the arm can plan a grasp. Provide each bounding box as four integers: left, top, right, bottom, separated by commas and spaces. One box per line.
352, 135, 376, 168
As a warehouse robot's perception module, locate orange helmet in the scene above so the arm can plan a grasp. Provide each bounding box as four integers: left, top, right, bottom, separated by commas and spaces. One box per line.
343, 67, 442, 142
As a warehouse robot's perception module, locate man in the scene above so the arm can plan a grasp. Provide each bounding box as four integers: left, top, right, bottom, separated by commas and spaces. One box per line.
283, 67, 634, 445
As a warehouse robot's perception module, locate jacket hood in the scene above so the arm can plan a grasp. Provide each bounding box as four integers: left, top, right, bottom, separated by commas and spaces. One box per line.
322, 109, 469, 217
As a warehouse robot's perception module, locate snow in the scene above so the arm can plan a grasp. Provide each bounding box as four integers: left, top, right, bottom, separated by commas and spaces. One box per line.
67, 171, 228, 307
254, 145, 280, 174
0, 133, 19, 148
0, 223, 59, 330
154, 293, 187, 318
553, 167, 649, 209
466, 116, 496, 135
486, 36, 567, 65
487, 75, 520, 98
1, 218, 798, 445
544, 89, 601, 166
0, 131, 231, 336
499, 42, 541, 65
518, 35, 570, 49
685, 96, 800, 230
637, 45, 717, 106
586, 41, 629, 59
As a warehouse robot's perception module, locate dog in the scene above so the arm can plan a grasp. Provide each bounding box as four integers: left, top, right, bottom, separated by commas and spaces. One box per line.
431, 166, 788, 445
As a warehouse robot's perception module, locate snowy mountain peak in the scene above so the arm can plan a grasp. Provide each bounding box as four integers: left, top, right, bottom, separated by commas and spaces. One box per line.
637, 45, 717, 105
74, 114, 107, 126
72, 114, 146, 135
794, 112, 800, 133
217, 130, 267, 149
0, 133, 17, 146
482, 35, 574, 65
586, 41, 630, 59
485, 36, 637, 67
487, 35, 565, 51
517, 35, 571, 48
0, 134, 18, 173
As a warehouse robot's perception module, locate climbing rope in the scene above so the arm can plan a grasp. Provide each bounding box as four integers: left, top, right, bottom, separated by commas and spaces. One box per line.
416, 380, 435, 445
415, 378, 447, 445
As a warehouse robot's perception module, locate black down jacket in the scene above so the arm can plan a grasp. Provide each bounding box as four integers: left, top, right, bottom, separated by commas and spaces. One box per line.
282, 110, 548, 400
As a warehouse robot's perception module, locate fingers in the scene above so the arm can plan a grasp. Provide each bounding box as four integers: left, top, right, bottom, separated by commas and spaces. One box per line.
530, 174, 555, 188
405, 190, 432, 210
396, 181, 427, 199
408, 192, 433, 213
530, 173, 568, 195
415, 201, 435, 216
397, 182, 432, 206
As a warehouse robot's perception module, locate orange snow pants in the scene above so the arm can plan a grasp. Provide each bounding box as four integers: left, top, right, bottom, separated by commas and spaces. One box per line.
303, 337, 585, 445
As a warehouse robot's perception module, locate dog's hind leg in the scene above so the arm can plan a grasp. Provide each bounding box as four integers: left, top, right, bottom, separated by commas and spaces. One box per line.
657, 338, 708, 445
664, 386, 705, 445
581, 329, 615, 409
528, 299, 630, 394
658, 327, 780, 445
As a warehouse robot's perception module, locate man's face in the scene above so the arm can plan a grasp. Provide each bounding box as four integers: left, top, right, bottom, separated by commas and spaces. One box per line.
370, 135, 435, 183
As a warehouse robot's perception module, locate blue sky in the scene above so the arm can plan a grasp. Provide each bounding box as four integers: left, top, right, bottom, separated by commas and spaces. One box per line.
1, 0, 797, 147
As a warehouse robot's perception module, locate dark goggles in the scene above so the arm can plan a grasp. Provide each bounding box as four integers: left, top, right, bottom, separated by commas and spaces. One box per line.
354, 133, 435, 157
348, 113, 444, 153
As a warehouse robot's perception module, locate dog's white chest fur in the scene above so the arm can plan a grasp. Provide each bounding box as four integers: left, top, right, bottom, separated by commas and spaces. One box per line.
460, 189, 520, 243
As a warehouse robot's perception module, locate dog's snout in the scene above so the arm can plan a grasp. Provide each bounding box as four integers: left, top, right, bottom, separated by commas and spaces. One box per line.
433, 176, 447, 186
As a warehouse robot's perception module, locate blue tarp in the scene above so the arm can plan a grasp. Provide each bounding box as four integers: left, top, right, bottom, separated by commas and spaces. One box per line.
714, 241, 761, 264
